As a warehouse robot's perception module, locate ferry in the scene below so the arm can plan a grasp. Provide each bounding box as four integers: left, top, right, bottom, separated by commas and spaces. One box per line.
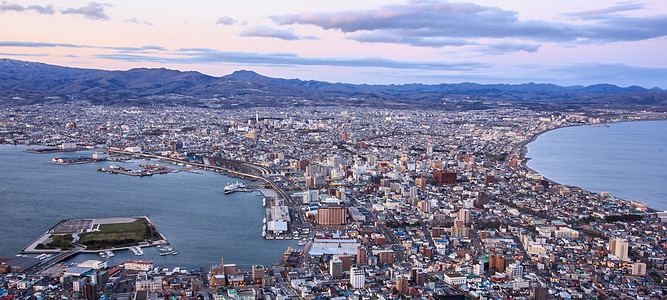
224, 181, 246, 194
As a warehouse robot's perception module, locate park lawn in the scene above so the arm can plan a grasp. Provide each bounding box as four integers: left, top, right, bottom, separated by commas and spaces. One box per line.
78, 218, 150, 249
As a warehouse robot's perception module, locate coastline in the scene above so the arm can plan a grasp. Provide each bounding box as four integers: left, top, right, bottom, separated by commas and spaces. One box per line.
517, 119, 667, 213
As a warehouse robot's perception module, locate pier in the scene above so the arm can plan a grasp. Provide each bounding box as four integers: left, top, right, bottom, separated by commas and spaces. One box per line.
105, 150, 306, 235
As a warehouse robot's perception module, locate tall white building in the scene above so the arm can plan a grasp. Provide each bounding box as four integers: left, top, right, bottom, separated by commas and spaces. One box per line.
350, 265, 365, 289
609, 237, 629, 261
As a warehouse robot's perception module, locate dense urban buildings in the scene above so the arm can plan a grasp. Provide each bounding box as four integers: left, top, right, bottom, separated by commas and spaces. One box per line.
1, 104, 666, 299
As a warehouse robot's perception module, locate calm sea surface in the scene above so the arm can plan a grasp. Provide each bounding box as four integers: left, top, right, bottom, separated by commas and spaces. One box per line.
527, 120, 667, 211
0, 145, 296, 270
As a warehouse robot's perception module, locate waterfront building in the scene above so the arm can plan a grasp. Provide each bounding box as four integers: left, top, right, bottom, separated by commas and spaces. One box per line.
252, 265, 264, 284
120, 260, 154, 271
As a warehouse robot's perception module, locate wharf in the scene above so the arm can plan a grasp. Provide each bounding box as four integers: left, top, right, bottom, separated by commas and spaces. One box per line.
24, 148, 84, 154
48, 157, 100, 165
98, 164, 196, 177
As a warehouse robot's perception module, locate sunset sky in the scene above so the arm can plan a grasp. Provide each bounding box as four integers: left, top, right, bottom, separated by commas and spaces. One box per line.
2, 0, 666, 87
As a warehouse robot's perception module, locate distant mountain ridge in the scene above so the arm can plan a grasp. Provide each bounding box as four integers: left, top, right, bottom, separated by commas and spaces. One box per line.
1, 58, 665, 109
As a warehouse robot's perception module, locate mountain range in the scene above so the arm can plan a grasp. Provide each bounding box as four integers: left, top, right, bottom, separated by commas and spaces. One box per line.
1, 58, 666, 110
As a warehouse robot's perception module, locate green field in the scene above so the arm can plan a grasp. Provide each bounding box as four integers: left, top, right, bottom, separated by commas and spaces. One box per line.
78, 218, 154, 250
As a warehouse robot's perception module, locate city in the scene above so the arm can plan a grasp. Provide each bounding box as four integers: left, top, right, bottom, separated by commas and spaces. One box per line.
1, 104, 666, 299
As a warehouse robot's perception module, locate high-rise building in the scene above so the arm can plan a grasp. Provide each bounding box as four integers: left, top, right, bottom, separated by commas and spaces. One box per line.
489, 255, 506, 273
457, 209, 471, 224
409, 186, 418, 198
475, 192, 490, 207
415, 176, 427, 188
505, 263, 523, 279
82, 283, 97, 300
339, 255, 353, 272
252, 265, 265, 284
378, 250, 395, 265
451, 225, 469, 238
609, 237, 629, 261
433, 170, 457, 184
396, 274, 408, 294
632, 262, 647, 276
532, 284, 548, 300
330, 258, 343, 279
357, 246, 368, 265
418, 200, 431, 213
410, 268, 426, 286
350, 265, 365, 289
303, 189, 319, 203
298, 160, 310, 171
328, 155, 343, 168
317, 205, 347, 225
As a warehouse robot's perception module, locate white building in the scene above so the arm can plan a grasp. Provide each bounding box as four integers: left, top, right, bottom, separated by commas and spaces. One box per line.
120, 260, 154, 271
60, 142, 78, 149
77, 260, 107, 270
632, 262, 647, 276
136, 277, 162, 292
125, 147, 141, 153
303, 190, 319, 203
350, 266, 365, 289
443, 272, 467, 285
506, 263, 524, 279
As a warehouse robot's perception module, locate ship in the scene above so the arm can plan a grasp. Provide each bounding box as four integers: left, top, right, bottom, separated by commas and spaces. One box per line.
224, 181, 246, 194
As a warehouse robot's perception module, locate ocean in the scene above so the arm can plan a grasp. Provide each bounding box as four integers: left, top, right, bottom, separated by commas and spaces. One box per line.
526, 120, 667, 211
0, 145, 296, 270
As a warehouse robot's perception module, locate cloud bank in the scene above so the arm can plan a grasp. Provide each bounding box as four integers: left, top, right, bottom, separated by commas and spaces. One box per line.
0, 2, 54, 14
61, 2, 111, 20
272, 0, 667, 49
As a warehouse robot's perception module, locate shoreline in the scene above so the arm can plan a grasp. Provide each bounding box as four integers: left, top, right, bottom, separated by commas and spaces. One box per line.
517, 119, 667, 213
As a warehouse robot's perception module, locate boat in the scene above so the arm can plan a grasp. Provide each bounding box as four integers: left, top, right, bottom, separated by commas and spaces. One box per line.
130, 246, 144, 256
297, 240, 306, 246
105, 250, 115, 257
224, 181, 246, 194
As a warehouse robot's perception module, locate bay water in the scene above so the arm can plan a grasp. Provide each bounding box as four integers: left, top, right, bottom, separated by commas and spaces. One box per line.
527, 120, 667, 211
0, 145, 296, 270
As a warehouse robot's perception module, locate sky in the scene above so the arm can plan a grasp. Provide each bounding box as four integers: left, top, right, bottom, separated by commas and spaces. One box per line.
1, 0, 666, 87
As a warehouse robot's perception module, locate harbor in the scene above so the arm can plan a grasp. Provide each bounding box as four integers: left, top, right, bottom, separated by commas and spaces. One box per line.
1, 144, 297, 269
97, 163, 200, 177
